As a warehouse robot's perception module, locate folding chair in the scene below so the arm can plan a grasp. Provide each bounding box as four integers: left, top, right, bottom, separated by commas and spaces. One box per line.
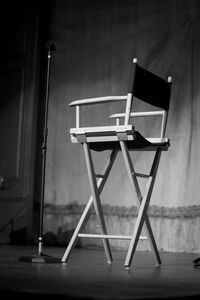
62, 58, 172, 268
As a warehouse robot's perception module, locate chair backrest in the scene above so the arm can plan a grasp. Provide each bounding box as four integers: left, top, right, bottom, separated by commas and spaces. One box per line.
69, 58, 172, 141
131, 64, 171, 110
123, 58, 172, 137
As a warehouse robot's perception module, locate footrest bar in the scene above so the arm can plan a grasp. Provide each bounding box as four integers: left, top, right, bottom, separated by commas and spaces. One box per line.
78, 233, 148, 240
135, 173, 149, 178
96, 174, 104, 178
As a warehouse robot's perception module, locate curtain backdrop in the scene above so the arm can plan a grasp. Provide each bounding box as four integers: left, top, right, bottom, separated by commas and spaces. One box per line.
43, 0, 200, 252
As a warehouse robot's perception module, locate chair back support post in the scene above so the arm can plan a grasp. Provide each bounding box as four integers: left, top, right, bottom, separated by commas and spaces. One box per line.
124, 93, 133, 125
124, 58, 137, 126
160, 76, 172, 137
160, 111, 168, 138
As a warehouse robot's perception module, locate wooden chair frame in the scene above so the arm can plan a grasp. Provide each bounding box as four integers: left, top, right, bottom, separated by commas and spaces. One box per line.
62, 58, 172, 268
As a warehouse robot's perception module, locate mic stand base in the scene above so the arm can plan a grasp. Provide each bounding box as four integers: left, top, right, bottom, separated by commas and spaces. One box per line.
18, 252, 61, 263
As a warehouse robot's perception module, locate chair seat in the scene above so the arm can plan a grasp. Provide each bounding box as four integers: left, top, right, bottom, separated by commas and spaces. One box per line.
89, 131, 170, 152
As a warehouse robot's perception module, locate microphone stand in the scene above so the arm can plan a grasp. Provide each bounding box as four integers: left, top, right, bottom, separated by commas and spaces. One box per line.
18, 43, 61, 263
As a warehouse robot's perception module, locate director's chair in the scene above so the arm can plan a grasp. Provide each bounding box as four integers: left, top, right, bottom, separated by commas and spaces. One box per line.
62, 58, 172, 268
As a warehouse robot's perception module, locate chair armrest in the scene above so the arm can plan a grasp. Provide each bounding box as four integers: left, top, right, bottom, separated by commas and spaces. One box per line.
110, 110, 168, 138
109, 111, 165, 119
69, 96, 127, 106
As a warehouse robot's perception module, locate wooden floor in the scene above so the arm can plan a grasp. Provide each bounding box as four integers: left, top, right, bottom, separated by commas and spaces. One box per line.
0, 244, 200, 300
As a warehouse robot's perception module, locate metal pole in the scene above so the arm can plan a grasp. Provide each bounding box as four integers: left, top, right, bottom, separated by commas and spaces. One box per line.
18, 43, 61, 263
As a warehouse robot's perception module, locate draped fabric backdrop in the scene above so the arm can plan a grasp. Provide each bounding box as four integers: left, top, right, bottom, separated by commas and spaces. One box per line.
43, 0, 200, 252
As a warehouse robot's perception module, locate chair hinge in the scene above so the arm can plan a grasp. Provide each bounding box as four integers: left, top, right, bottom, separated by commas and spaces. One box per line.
116, 132, 128, 141
76, 133, 87, 143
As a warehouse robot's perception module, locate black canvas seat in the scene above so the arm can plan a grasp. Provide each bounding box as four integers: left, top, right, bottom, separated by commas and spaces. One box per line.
89, 130, 170, 152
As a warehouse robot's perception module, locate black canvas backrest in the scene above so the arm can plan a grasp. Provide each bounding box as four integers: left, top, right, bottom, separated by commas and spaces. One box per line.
130, 64, 171, 111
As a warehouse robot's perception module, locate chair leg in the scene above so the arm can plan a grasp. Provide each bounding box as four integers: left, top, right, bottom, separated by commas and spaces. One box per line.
61, 195, 93, 262
120, 141, 162, 268
61, 149, 117, 263
83, 143, 113, 263
143, 150, 162, 266
124, 176, 154, 268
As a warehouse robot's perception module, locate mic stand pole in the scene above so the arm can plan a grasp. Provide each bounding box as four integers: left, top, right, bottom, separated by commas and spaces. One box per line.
18, 43, 61, 263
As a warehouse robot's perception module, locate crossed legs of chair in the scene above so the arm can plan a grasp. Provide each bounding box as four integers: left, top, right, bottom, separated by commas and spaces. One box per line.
62, 142, 162, 268
120, 142, 162, 267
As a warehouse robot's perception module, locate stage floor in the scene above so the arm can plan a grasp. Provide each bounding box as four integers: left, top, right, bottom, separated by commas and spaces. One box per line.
0, 244, 200, 299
